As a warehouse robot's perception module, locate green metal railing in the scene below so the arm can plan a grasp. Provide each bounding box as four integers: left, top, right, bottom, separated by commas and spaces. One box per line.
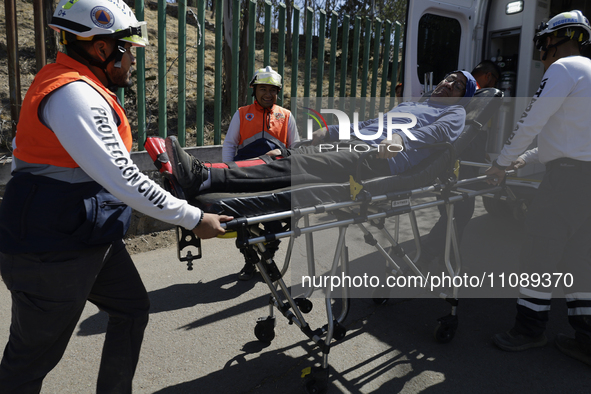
132, 1, 402, 150
157, 0, 167, 139
178, 0, 187, 146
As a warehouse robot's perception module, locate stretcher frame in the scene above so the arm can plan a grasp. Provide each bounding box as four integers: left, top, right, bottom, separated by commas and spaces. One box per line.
174, 169, 508, 392
168, 89, 505, 393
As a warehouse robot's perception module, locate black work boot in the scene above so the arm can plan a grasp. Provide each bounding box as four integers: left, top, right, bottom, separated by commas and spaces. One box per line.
238, 262, 257, 281
493, 328, 547, 351
555, 333, 591, 366
165, 136, 208, 199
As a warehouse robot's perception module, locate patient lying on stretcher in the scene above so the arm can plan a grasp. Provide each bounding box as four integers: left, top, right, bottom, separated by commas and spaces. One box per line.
166, 71, 476, 200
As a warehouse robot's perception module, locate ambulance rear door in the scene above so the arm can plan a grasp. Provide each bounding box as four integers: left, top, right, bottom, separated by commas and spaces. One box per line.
403, 0, 480, 99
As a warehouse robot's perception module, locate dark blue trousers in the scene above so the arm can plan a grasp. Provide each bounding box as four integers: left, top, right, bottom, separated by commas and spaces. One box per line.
513, 160, 591, 341
0, 240, 150, 394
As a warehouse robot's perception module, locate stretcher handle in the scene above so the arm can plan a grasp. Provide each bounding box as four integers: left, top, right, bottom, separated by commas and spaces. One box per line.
483, 169, 515, 185
220, 217, 246, 231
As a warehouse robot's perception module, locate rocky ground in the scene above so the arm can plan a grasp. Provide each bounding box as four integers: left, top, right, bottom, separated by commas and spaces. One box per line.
124, 228, 177, 254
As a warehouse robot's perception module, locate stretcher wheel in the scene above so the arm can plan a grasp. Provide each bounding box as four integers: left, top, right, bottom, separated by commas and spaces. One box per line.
304, 379, 328, 394
434, 314, 458, 343
254, 316, 276, 343
372, 287, 390, 304
301, 366, 329, 394
332, 321, 347, 341
295, 298, 313, 313
434, 323, 455, 343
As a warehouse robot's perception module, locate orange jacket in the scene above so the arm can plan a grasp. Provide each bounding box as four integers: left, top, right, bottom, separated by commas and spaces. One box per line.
237, 102, 291, 149
14, 52, 132, 168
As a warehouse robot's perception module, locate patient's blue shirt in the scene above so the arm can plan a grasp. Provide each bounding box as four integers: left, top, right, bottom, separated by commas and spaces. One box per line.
327, 100, 466, 175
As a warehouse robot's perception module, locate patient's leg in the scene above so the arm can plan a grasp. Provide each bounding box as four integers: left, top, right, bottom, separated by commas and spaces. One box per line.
208, 149, 390, 193
167, 136, 390, 196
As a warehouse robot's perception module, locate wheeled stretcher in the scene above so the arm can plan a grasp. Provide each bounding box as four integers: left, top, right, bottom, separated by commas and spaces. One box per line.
150, 88, 506, 393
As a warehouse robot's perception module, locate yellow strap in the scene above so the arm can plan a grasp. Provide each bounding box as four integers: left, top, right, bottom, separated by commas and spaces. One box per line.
301, 367, 312, 378
453, 160, 460, 179
349, 175, 363, 200
217, 231, 237, 239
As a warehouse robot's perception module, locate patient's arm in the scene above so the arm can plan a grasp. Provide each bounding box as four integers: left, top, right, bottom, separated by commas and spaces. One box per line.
377, 134, 404, 159
311, 127, 329, 145
265, 149, 282, 157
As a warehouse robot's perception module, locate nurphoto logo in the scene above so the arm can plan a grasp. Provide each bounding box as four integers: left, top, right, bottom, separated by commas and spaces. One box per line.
305, 107, 418, 153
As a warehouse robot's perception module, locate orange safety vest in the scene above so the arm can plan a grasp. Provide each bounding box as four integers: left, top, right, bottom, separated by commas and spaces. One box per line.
14, 52, 132, 168
237, 102, 291, 150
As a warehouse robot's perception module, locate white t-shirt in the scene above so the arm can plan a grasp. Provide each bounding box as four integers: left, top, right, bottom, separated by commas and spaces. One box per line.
497, 56, 591, 166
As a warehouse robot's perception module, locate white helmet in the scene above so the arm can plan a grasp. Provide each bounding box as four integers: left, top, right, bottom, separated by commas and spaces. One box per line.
249, 66, 282, 90
534, 10, 591, 50
50, 0, 149, 47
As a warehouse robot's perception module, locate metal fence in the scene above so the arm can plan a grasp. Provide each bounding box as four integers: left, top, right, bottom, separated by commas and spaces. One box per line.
4, 0, 402, 151
138, 0, 402, 149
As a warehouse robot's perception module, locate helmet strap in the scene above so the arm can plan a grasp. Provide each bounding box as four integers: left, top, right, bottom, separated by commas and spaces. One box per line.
68, 41, 126, 90
541, 36, 571, 61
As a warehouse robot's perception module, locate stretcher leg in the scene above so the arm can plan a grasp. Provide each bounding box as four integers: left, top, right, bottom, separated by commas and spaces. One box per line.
252, 237, 341, 353
303, 215, 317, 299
279, 232, 296, 278
408, 211, 423, 263
434, 202, 461, 343
355, 212, 427, 303
302, 226, 350, 394
442, 203, 461, 277
381, 225, 425, 278
345, 200, 462, 343
336, 240, 350, 324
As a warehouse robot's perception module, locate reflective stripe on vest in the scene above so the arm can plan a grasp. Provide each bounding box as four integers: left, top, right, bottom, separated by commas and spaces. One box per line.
14, 52, 132, 168
237, 102, 290, 150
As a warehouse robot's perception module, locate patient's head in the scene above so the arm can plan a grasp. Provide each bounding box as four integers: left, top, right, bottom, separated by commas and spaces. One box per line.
430, 71, 477, 104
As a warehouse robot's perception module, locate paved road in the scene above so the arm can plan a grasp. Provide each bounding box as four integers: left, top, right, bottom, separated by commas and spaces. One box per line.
1, 197, 590, 393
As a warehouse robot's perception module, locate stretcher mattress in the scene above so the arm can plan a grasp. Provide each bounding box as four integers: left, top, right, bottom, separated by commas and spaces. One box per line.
192, 88, 503, 218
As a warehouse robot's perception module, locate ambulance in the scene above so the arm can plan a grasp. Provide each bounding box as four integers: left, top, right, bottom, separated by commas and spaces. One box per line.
401, 0, 591, 218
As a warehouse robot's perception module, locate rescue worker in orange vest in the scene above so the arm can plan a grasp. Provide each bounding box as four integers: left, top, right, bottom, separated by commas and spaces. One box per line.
222, 66, 300, 280
0, 0, 231, 392
222, 66, 300, 162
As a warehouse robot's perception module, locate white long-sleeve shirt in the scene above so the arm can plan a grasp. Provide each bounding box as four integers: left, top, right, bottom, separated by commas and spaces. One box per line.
13, 81, 202, 230
497, 56, 591, 166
